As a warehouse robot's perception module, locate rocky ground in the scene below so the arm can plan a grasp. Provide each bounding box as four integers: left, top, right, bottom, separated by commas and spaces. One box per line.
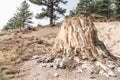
0, 22, 120, 80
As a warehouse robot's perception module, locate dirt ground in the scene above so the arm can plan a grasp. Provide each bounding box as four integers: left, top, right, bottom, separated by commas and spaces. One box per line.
0, 22, 120, 80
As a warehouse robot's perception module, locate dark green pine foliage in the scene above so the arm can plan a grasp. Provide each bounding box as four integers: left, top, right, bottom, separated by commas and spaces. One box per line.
3, 16, 19, 30
15, 0, 33, 30
76, 0, 95, 15
29, 0, 67, 26
95, 0, 112, 18
114, 0, 120, 18
3, 0, 33, 31
3, 17, 15, 30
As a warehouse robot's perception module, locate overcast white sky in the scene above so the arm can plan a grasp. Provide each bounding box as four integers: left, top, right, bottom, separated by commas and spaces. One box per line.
0, 0, 79, 29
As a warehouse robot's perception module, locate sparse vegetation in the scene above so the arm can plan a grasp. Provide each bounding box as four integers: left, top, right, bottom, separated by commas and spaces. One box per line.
3, 0, 33, 31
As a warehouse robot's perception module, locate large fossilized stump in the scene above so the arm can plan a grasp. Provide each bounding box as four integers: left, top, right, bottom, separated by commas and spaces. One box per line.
40, 15, 120, 77
52, 15, 116, 61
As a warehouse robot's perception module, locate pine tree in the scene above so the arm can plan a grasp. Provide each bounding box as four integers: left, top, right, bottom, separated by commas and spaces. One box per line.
95, 0, 112, 18
76, 0, 95, 15
114, 0, 120, 18
3, 17, 16, 30
15, 0, 33, 30
29, 0, 67, 26
3, 0, 33, 31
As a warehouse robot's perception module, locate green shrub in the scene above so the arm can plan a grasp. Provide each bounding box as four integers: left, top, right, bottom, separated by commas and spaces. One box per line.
0, 71, 5, 80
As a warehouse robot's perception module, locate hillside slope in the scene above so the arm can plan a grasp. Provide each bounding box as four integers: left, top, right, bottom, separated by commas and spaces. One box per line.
0, 22, 120, 80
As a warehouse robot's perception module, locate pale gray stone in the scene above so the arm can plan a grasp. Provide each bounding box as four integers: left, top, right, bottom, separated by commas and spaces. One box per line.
99, 70, 104, 75
31, 55, 40, 60
77, 68, 82, 73
117, 67, 120, 72
54, 73, 59, 77
45, 57, 54, 63
103, 73, 109, 77
46, 63, 54, 68
40, 63, 47, 67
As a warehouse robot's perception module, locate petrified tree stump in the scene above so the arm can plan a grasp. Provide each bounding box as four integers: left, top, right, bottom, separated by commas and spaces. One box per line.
41, 15, 120, 77
52, 15, 116, 62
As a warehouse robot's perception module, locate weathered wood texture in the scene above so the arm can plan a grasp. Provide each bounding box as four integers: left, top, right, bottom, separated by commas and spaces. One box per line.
52, 15, 116, 62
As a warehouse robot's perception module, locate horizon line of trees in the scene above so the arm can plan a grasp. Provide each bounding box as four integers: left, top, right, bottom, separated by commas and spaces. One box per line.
3, 0, 120, 31
70, 0, 120, 19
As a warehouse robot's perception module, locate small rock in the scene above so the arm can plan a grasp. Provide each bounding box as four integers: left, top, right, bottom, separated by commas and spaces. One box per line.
117, 67, 120, 72
103, 73, 109, 77
53, 65, 58, 69
45, 57, 54, 63
31, 55, 40, 59
90, 76, 96, 80
81, 62, 89, 69
94, 69, 100, 74
37, 59, 43, 63
54, 58, 62, 69
86, 69, 94, 74
99, 70, 104, 75
108, 61, 116, 70
40, 63, 47, 67
77, 68, 82, 73
46, 63, 53, 68
108, 70, 116, 77
54, 73, 59, 77
59, 60, 66, 69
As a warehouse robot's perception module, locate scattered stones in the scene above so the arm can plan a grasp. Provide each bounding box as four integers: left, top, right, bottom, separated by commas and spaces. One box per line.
35, 54, 119, 78
107, 61, 116, 70
37, 59, 43, 63
108, 70, 116, 77
54, 58, 64, 69
44, 57, 54, 63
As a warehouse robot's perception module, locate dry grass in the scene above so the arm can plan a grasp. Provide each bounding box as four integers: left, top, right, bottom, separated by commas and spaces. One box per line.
0, 46, 19, 65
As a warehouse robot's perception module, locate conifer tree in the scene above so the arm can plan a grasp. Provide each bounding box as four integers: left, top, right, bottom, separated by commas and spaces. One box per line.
29, 0, 67, 26
3, 0, 33, 31
95, 0, 112, 18
76, 0, 95, 15
15, 0, 33, 30
114, 0, 120, 18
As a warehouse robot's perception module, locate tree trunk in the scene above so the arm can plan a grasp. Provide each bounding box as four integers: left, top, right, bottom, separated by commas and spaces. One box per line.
49, 0, 54, 26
